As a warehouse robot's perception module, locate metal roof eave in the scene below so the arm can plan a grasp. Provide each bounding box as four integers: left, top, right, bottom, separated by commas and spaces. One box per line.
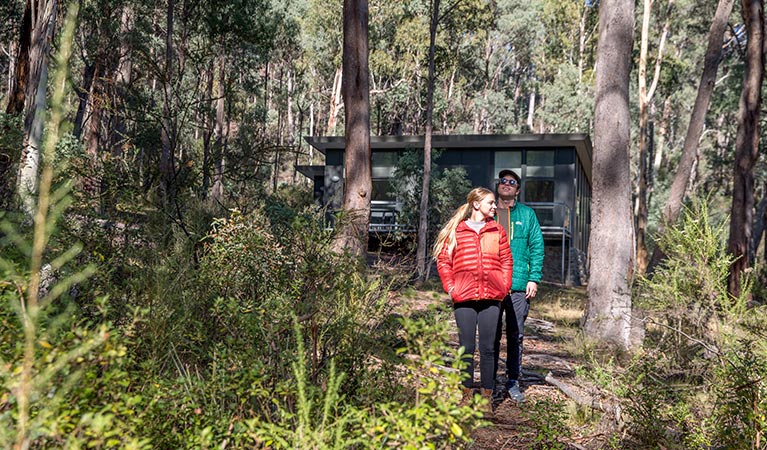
295, 165, 325, 179
304, 134, 592, 184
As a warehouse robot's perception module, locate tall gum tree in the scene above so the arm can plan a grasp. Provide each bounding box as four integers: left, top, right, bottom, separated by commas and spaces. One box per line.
17, 0, 57, 219
416, 0, 439, 280
584, 0, 637, 349
635, 0, 672, 275
727, 0, 764, 298
332, 0, 371, 258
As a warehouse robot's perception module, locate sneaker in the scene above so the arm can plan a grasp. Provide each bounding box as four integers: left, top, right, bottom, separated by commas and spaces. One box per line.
506, 379, 525, 403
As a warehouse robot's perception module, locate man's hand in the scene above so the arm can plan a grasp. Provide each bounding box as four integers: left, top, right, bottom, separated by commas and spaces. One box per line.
525, 281, 538, 299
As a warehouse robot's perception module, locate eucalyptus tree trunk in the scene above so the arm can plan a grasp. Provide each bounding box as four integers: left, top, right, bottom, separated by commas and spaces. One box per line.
652, 95, 672, 175
72, 62, 95, 139
577, 2, 591, 83
160, 0, 176, 205
648, 0, 735, 273
751, 183, 767, 266
332, 0, 370, 258
6, 0, 30, 115
109, 6, 134, 158
85, 62, 109, 161
327, 67, 343, 135
201, 61, 214, 199
17, 0, 57, 219
1, 1, 30, 208
636, 0, 672, 275
583, 0, 636, 350
728, 0, 764, 298
526, 92, 535, 131
417, 0, 440, 281
212, 54, 227, 204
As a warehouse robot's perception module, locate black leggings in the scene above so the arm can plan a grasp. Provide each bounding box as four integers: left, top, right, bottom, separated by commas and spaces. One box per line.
453, 300, 501, 390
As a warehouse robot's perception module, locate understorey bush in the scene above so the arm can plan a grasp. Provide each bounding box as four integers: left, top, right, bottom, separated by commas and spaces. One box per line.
618, 198, 767, 448
242, 311, 483, 449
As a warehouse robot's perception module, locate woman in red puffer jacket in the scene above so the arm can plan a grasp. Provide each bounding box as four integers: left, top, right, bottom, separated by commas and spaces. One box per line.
433, 187, 513, 412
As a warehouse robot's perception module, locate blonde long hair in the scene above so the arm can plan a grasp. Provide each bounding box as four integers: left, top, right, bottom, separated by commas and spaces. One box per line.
432, 187, 495, 259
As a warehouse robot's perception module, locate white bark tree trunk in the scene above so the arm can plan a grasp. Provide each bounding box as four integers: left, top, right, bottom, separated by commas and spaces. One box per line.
17, 0, 57, 219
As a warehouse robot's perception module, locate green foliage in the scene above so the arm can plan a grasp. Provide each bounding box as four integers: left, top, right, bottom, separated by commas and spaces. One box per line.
604, 198, 767, 448
539, 63, 594, 133
574, 354, 619, 394
0, 293, 150, 449
244, 320, 367, 449
616, 353, 708, 449
1, 10, 149, 447
710, 338, 767, 449
522, 399, 569, 450
637, 199, 748, 366
240, 308, 483, 449
0, 113, 23, 209
390, 148, 472, 246
360, 308, 484, 448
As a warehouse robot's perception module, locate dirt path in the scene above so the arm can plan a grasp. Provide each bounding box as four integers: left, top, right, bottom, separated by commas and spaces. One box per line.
402, 282, 611, 449
468, 319, 582, 449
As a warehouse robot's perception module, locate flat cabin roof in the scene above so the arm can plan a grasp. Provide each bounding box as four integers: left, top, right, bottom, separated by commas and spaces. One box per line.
304, 134, 593, 184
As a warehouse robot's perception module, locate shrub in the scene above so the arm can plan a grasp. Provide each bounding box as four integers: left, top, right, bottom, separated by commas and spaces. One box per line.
522, 399, 569, 450
617, 198, 767, 448
243, 309, 483, 449
389, 148, 472, 248
710, 338, 767, 448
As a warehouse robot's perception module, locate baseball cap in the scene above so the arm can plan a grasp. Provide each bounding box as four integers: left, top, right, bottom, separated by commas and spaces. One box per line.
498, 169, 520, 183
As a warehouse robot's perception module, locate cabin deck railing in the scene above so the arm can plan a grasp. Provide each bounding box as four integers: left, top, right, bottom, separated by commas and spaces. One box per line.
526, 202, 572, 284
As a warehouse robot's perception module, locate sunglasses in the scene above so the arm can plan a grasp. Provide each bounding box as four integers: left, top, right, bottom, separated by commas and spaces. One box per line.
499, 178, 518, 186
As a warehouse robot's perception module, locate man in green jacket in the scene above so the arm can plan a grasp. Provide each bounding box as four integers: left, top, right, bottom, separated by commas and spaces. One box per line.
493, 169, 544, 403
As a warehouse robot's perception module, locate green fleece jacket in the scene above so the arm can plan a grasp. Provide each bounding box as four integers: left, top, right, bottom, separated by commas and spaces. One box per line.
496, 202, 544, 291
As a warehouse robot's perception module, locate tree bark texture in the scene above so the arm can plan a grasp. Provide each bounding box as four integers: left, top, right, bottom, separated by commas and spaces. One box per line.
201, 61, 214, 199
417, 0, 440, 280
584, 0, 636, 350
751, 183, 767, 266
727, 0, 764, 298
327, 67, 343, 135
17, 0, 57, 219
648, 0, 735, 273
72, 62, 95, 139
212, 54, 227, 204
333, 0, 371, 258
652, 95, 672, 175
6, 0, 31, 115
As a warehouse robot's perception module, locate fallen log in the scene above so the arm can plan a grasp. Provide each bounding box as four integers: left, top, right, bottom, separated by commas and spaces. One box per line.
543, 371, 623, 426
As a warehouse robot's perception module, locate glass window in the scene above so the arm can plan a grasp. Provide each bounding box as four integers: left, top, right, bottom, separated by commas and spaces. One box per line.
494, 151, 522, 179
372, 151, 398, 178
527, 150, 555, 177
525, 180, 555, 202
371, 179, 395, 202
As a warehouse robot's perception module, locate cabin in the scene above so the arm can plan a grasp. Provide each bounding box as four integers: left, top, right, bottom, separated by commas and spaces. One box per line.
298, 134, 592, 286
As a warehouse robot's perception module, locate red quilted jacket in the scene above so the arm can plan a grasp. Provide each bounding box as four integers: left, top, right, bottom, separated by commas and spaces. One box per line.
437, 219, 513, 303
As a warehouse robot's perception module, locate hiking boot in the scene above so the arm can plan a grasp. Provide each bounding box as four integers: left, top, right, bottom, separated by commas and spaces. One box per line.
459, 386, 473, 407
480, 388, 494, 417
506, 379, 525, 403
